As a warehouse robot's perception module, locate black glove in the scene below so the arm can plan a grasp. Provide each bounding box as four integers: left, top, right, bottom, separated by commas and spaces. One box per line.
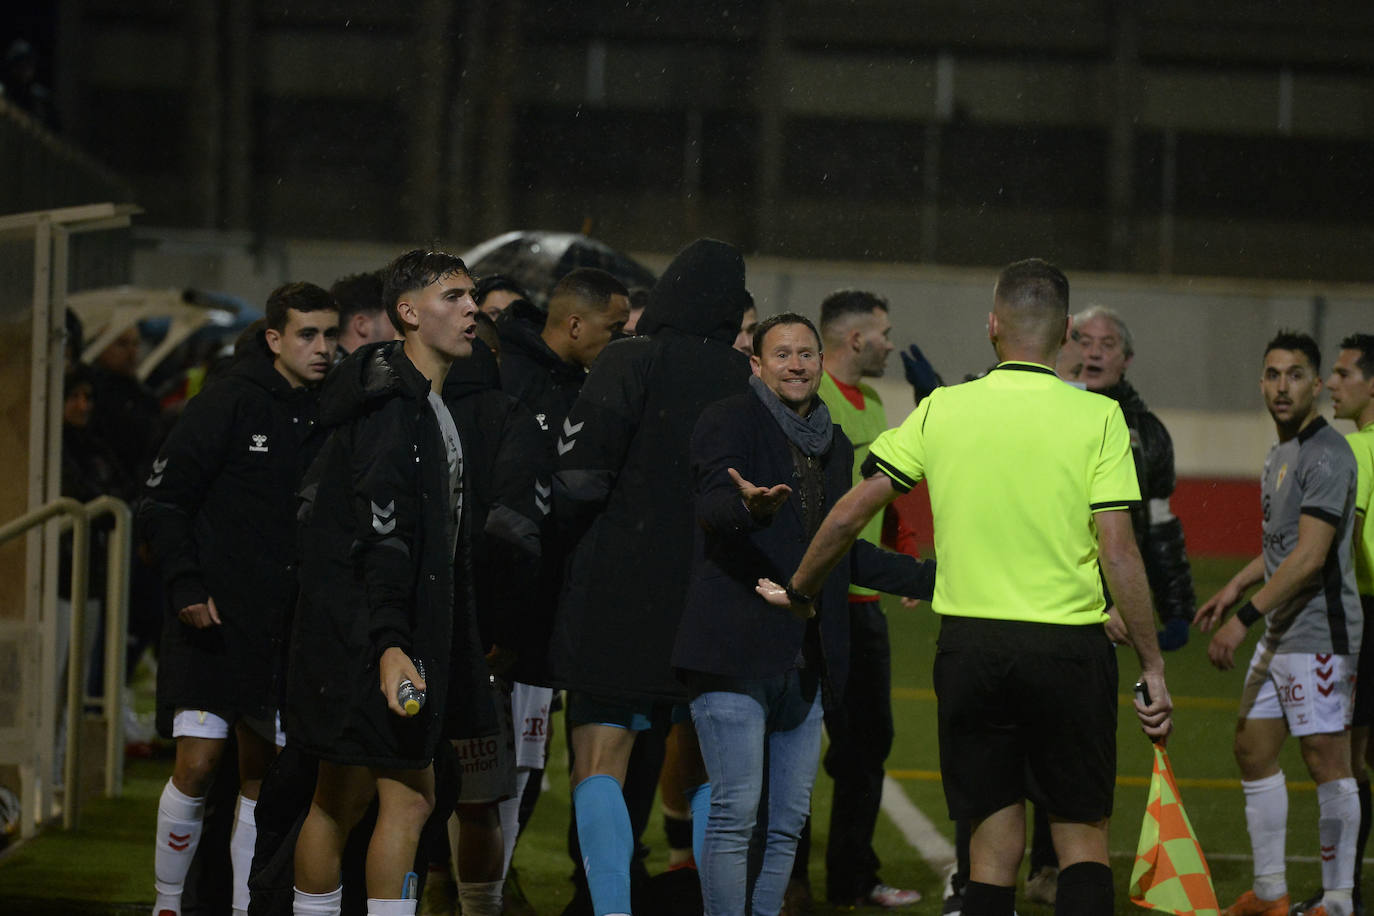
901, 343, 944, 404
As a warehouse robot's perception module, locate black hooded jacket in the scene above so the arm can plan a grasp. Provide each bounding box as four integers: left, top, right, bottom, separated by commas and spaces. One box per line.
441, 342, 551, 685
286, 341, 491, 768
139, 352, 322, 733
1098, 378, 1195, 623
496, 301, 587, 441
550, 239, 754, 702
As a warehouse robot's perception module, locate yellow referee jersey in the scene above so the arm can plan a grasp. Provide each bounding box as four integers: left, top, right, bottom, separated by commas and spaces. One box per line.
866, 361, 1140, 625
1350, 422, 1374, 596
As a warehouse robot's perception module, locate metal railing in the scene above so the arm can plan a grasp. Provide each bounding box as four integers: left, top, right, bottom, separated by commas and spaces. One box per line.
0, 494, 132, 832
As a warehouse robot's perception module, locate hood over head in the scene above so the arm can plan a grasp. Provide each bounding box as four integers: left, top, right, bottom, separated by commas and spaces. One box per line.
637, 238, 751, 342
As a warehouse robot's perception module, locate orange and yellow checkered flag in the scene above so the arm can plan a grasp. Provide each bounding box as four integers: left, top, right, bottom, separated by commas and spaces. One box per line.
1129, 743, 1220, 915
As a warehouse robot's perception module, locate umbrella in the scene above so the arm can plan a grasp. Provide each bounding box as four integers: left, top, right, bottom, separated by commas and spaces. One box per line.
461, 230, 658, 309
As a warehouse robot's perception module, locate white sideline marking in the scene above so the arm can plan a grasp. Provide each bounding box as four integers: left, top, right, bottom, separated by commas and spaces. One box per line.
881, 774, 955, 871
879, 778, 1372, 871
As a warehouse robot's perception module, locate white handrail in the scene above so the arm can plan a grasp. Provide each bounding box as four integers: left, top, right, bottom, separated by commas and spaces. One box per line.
0, 494, 132, 831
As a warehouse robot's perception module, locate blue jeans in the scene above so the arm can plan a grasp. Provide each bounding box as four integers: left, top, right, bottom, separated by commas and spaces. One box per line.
690, 670, 824, 916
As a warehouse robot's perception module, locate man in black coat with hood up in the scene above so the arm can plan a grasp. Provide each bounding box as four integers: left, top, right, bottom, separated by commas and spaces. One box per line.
549, 238, 753, 916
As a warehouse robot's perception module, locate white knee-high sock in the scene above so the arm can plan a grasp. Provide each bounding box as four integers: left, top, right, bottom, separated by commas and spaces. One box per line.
498, 767, 533, 877
365, 899, 416, 916
456, 879, 504, 916
230, 793, 258, 916
292, 885, 342, 915
1243, 770, 1288, 900
1319, 777, 1360, 899
153, 779, 206, 913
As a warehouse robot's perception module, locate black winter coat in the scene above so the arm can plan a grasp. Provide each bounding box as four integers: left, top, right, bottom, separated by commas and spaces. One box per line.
496, 305, 586, 440
90, 366, 166, 484
550, 244, 753, 703
495, 302, 586, 685
442, 343, 551, 685
672, 392, 936, 705
1099, 379, 1195, 623
61, 422, 136, 598
139, 353, 322, 734
287, 341, 490, 768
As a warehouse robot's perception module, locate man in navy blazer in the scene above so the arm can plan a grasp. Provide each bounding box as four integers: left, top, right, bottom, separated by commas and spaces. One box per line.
671, 312, 935, 916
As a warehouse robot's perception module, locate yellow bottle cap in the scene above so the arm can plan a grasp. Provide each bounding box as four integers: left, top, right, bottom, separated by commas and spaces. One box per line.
403, 697, 421, 716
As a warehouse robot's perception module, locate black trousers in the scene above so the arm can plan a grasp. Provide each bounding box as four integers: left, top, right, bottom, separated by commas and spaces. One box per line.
792, 600, 895, 902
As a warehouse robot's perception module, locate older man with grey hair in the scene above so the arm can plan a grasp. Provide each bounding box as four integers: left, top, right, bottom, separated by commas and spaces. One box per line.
1074, 304, 1195, 652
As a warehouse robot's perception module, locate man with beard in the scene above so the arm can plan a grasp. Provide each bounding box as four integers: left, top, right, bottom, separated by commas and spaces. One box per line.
1295, 334, 1374, 915
1196, 331, 1362, 916
761, 258, 1172, 916
673, 312, 935, 916
785, 290, 920, 912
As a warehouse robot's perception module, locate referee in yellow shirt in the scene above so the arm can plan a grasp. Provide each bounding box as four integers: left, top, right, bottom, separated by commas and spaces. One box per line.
759, 258, 1174, 916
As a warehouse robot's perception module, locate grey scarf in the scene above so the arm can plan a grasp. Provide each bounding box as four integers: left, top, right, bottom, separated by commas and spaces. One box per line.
749, 375, 834, 457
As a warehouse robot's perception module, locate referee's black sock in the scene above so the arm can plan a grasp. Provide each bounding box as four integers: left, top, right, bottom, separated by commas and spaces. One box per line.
1054, 861, 1113, 916
962, 881, 1014, 916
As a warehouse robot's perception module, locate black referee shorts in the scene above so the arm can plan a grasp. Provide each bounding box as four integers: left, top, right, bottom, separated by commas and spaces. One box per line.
1352, 596, 1374, 727
933, 615, 1118, 824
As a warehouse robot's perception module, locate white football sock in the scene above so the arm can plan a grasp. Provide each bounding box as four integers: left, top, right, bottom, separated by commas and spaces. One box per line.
366, 899, 416, 916
292, 884, 342, 915
1243, 770, 1288, 899
230, 793, 258, 916
1319, 777, 1360, 897
457, 879, 504, 916
153, 779, 206, 913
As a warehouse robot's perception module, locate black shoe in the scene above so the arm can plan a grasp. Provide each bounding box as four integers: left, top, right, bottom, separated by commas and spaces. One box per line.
1289, 890, 1323, 916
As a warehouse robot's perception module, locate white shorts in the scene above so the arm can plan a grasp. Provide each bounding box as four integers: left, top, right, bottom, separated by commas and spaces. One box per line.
1241, 643, 1357, 736
172, 708, 286, 748
511, 682, 553, 770
455, 683, 517, 804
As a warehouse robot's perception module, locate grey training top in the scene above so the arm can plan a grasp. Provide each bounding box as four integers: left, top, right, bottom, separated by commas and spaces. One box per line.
428, 390, 464, 560
1260, 417, 1361, 655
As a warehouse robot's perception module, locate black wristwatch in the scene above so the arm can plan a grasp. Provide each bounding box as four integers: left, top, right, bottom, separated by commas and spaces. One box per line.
784, 580, 815, 606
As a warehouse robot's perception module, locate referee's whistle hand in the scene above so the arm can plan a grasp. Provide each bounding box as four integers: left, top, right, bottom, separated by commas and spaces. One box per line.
1134, 672, 1173, 741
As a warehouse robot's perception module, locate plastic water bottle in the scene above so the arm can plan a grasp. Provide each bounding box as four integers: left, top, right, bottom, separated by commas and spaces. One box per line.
397, 657, 427, 716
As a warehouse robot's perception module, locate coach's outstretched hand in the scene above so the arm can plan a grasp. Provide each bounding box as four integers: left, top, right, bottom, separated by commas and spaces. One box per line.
755, 577, 816, 620
730, 468, 792, 520
1133, 669, 1173, 742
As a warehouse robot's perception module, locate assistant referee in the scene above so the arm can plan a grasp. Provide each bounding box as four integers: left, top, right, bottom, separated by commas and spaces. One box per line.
758, 258, 1173, 916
